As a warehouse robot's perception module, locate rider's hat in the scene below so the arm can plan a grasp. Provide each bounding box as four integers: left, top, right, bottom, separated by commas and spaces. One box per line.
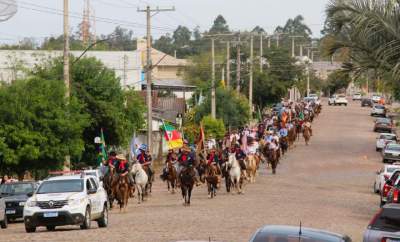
116, 154, 126, 160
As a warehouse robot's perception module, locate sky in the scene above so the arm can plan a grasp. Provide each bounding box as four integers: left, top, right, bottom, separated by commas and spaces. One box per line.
0, 0, 330, 44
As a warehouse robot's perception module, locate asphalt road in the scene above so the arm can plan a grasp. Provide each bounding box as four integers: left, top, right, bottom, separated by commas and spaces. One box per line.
0, 100, 383, 242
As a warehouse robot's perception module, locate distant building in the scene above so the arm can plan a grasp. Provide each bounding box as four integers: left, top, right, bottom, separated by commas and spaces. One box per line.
311, 61, 342, 80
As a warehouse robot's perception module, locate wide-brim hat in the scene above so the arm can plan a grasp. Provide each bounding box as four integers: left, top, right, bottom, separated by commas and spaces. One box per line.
182, 146, 191, 152
116, 154, 126, 160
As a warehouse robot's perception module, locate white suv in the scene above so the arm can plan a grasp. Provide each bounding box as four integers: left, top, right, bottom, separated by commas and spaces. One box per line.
23, 174, 108, 232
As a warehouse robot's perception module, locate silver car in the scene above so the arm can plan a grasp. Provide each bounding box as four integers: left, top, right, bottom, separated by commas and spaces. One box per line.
0, 197, 7, 229
382, 143, 400, 163
363, 204, 400, 242
371, 105, 386, 117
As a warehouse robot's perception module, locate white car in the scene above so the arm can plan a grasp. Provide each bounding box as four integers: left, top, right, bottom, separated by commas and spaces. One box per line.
308, 94, 319, 101
372, 94, 382, 103
371, 104, 386, 117
376, 133, 397, 151
328, 95, 336, 106
0, 197, 7, 229
352, 93, 362, 101
334, 94, 348, 106
23, 174, 108, 233
374, 164, 400, 193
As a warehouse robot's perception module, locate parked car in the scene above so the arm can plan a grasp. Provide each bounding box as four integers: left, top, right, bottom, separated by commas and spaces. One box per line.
249, 225, 352, 242
334, 94, 348, 106
23, 174, 108, 232
308, 93, 319, 101
371, 105, 387, 117
361, 98, 374, 107
376, 133, 398, 151
328, 95, 337, 106
0, 181, 37, 221
374, 164, 400, 193
352, 93, 362, 101
363, 204, 400, 241
372, 94, 382, 103
374, 118, 393, 133
0, 197, 7, 229
381, 170, 400, 206
382, 143, 400, 163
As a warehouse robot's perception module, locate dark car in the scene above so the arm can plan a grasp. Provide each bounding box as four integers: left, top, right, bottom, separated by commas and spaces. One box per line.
364, 204, 400, 241
362, 98, 374, 107
374, 118, 394, 133
249, 225, 352, 242
0, 182, 37, 221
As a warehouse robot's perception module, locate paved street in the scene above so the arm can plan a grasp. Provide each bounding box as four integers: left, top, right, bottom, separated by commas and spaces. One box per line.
0, 100, 383, 242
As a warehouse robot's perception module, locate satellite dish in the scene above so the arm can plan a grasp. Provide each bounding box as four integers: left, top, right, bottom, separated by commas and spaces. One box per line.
0, 0, 17, 22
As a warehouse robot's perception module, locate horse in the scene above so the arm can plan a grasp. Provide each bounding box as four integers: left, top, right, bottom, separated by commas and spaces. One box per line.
296, 120, 303, 141
141, 163, 154, 196
166, 161, 177, 194
205, 163, 220, 198
269, 149, 279, 174
303, 126, 311, 146
221, 161, 231, 193
227, 153, 243, 194
114, 174, 130, 212
130, 163, 148, 204
288, 127, 296, 148
102, 166, 115, 209
180, 166, 195, 206
246, 155, 258, 183
280, 136, 289, 155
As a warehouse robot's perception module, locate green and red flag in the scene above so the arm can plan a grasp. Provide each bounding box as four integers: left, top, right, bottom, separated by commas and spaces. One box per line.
161, 122, 183, 150
97, 128, 108, 165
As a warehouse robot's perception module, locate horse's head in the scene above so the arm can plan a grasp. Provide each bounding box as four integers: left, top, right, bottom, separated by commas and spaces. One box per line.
130, 163, 142, 175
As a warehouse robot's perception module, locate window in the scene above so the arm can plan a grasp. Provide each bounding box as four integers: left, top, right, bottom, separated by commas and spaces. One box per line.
0, 183, 34, 195
37, 180, 83, 194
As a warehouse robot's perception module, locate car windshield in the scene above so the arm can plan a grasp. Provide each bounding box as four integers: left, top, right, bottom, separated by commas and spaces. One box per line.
387, 145, 400, 151
377, 118, 391, 124
370, 208, 400, 232
375, 105, 385, 109
381, 135, 397, 140
338, 95, 346, 98
37, 179, 83, 194
0, 183, 34, 195
387, 167, 400, 173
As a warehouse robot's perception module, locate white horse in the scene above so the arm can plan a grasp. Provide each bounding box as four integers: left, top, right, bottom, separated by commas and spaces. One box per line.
130, 163, 148, 204
227, 153, 243, 194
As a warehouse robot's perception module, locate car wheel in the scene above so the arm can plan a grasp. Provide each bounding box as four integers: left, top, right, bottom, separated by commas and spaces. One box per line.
0, 217, 7, 229
46, 225, 56, 231
80, 207, 91, 230
97, 204, 108, 228
25, 224, 36, 233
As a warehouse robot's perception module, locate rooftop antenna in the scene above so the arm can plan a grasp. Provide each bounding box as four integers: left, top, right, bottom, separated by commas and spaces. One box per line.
0, 0, 17, 22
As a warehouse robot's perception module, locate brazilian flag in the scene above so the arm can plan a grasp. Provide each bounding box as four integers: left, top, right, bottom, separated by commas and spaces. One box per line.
97, 128, 108, 165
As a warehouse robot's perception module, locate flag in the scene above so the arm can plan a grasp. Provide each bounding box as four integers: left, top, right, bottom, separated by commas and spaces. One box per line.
97, 128, 107, 165
161, 122, 183, 150
130, 131, 138, 161
196, 123, 205, 152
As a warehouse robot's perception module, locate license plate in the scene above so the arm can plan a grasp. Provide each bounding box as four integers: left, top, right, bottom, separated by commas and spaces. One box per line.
5, 210, 15, 215
43, 212, 58, 218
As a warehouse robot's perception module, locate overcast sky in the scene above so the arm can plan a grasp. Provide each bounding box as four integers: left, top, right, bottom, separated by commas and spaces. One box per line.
0, 0, 330, 44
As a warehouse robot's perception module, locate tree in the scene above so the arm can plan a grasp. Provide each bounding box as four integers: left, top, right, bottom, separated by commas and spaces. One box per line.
252, 26, 266, 33
209, 15, 230, 33
33, 57, 146, 165
153, 34, 174, 56
323, 70, 351, 94
0, 78, 88, 178
173, 26, 192, 47
201, 116, 226, 140
194, 88, 250, 129
105, 26, 136, 51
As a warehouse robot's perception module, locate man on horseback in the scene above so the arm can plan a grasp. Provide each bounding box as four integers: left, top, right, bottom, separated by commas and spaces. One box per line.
137, 146, 154, 181
160, 149, 177, 181
303, 118, 313, 136
233, 144, 248, 178
207, 148, 222, 175
113, 154, 134, 187
177, 146, 200, 186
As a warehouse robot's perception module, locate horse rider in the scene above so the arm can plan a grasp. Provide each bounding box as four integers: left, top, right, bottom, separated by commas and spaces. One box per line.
137, 146, 154, 180
177, 146, 201, 186
233, 144, 247, 178
113, 154, 134, 186
303, 118, 313, 136
279, 125, 288, 138
207, 148, 222, 174
160, 149, 177, 181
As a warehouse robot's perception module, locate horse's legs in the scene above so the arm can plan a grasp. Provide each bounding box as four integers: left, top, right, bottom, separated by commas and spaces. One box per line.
188, 187, 192, 205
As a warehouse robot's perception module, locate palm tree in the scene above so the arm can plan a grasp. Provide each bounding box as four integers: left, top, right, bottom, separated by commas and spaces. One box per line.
324, 0, 400, 79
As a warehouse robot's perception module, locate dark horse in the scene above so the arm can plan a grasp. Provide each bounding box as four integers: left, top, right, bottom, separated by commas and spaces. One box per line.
113, 174, 130, 212
166, 161, 177, 194
103, 167, 115, 209
180, 166, 195, 206
221, 161, 232, 193
280, 136, 289, 155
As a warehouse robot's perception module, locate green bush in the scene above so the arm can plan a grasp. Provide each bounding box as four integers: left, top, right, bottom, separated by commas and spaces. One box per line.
201, 116, 226, 140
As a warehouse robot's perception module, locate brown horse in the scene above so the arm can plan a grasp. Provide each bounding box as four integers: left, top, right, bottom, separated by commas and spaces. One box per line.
114, 174, 130, 212
288, 128, 296, 148
103, 167, 115, 209
269, 149, 279, 174
205, 163, 221, 198
180, 166, 195, 206
303, 126, 311, 145
280, 136, 289, 155
246, 155, 258, 183
166, 161, 177, 194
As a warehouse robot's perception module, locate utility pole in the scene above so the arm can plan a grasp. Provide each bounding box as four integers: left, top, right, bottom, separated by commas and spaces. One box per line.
63, 0, 70, 171
289, 36, 303, 57
249, 34, 254, 118
211, 38, 216, 119
259, 32, 263, 72
306, 66, 310, 97
299, 44, 303, 57
236, 33, 241, 93
138, 5, 175, 153
267, 35, 271, 48
226, 41, 230, 88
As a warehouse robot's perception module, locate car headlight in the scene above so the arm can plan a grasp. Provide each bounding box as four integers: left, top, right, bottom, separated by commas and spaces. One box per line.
27, 201, 37, 207
19, 202, 26, 206
68, 198, 85, 206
